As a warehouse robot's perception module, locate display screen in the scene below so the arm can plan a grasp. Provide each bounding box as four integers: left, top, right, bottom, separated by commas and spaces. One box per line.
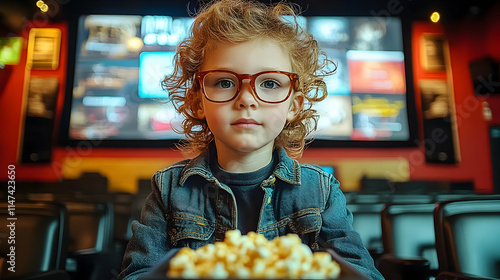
0, 37, 23, 66
307, 17, 410, 142
60, 14, 416, 147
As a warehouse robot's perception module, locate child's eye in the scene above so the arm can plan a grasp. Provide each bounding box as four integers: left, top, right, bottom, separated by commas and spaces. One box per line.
215, 79, 235, 89
260, 80, 280, 89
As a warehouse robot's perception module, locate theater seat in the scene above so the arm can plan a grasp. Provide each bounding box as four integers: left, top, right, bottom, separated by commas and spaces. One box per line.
378, 203, 437, 280
0, 201, 70, 279
434, 197, 500, 280
65, 201, 114, 280
346, 202, 385, 266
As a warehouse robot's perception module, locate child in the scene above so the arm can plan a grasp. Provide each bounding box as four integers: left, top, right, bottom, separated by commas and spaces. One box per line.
118, 0, 383, 279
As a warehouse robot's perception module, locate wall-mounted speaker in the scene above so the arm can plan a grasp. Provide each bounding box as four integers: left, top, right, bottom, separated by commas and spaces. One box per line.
20, 117, 55, 163
422, 118, 458, 164
469, 56, 500, 95
20, 77, 59, 163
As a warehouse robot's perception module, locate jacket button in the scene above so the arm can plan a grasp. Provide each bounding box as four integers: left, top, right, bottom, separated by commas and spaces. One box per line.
266, 196, 271, 204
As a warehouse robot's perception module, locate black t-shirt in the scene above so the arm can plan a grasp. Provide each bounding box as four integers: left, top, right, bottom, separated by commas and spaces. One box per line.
211, 153, 276, 234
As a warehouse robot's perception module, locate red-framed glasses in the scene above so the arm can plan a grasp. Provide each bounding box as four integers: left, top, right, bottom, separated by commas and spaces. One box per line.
195, 70, 298, 103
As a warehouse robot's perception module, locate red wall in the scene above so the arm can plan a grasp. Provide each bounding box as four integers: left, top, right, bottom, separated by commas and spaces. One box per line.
408, 7, 500, 191
1, 4, 499, 192
0, 21, 67, 181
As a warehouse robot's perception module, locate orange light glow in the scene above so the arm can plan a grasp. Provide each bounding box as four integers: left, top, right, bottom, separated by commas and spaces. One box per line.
430, 12, 440, 23
40, 4, 49, 13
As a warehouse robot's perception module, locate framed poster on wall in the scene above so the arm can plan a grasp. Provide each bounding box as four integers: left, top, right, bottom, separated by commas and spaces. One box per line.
27, 28, 61, 70
421, 34, 447, 72
420, 79, 450, 120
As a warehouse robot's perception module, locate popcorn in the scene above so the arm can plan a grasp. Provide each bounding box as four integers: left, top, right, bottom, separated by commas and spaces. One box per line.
167, 230, 341, 279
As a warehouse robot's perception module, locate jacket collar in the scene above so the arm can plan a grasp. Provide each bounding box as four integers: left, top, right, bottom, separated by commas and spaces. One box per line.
179, 143, 301, 186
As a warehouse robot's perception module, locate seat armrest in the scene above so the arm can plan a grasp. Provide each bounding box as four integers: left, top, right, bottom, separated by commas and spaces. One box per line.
436, 271, 499, 280
378, 254, 431, 280
2, 270, 69, 280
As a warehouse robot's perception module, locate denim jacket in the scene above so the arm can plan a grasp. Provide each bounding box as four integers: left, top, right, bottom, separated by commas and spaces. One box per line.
118, 146, 384, 280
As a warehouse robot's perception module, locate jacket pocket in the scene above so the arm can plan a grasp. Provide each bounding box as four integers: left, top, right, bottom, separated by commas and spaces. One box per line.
287, 210, 321, 234
167, 212, 215, 249
285, 209, 322, 249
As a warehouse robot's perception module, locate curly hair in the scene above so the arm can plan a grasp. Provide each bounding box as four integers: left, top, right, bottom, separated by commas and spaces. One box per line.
163, 0, 335, 158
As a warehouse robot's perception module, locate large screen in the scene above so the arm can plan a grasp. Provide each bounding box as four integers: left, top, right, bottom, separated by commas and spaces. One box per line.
60, 14, 416, 147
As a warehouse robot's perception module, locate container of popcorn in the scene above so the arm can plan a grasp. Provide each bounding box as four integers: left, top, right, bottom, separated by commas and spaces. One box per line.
141, 230, 367, 280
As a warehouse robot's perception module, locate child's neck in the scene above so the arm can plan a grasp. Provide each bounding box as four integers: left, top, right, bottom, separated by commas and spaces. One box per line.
215, 143, 273, 173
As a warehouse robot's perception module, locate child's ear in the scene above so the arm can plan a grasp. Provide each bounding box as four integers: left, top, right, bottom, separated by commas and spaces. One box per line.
287, 92, 304, 121
196, 92, 206, 119
196, 107, 205, 119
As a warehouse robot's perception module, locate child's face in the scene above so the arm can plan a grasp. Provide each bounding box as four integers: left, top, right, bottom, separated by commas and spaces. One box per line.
197, 38, 303, 156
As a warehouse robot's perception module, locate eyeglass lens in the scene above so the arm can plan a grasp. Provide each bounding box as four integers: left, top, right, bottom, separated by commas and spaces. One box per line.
202, 72, 293, 102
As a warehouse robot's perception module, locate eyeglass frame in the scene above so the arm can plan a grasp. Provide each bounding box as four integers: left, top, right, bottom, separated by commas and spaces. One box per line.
194, 70, 299, 104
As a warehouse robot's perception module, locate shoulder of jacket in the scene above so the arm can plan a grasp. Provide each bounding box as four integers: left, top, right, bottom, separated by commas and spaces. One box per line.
299, 163, 332, 177
298, 163, 337, 208
152, 159, 192, 189
155, 158, 191, 174
151, 159, 193, 199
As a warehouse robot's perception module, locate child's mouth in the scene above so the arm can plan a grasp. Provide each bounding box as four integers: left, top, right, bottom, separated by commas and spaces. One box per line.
232, 118, 261, 127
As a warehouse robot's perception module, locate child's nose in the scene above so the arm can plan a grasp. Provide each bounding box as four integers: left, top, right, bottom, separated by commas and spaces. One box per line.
235, 81, 258, 109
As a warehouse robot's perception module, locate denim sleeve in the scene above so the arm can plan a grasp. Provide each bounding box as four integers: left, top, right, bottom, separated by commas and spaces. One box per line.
319, 177, 385, 280
117, 172, 172, 280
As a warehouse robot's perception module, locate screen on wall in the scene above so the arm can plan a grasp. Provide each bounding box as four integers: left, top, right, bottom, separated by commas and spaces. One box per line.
60, 14, 416, 147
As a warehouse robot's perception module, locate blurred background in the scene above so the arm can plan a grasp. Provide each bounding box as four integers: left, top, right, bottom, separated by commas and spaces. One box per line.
1, 0, 499, 193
